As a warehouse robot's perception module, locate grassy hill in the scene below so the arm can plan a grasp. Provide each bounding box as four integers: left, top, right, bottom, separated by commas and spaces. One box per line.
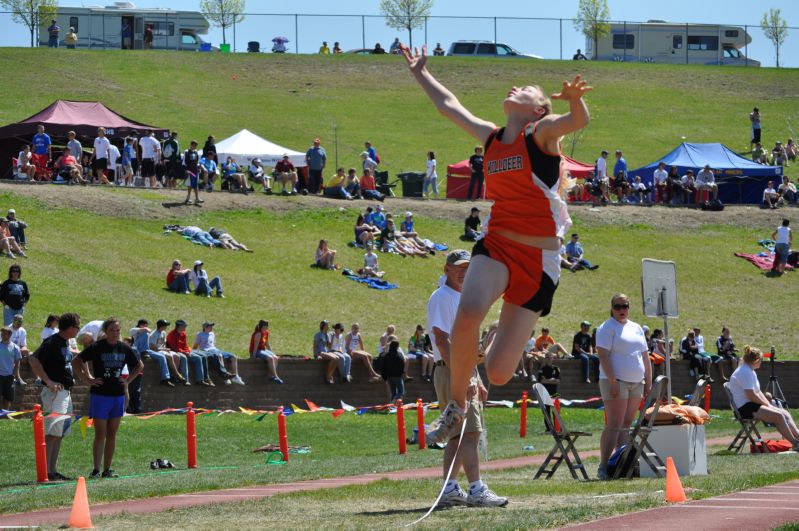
1, 48, 798, 174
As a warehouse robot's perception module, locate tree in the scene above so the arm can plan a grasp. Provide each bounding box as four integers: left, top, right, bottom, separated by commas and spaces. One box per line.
200, 0, 245, 45
379, 0, 433, 50
573, 0, 609, 60
761, 8, 788, 68
0, 0, 59, 47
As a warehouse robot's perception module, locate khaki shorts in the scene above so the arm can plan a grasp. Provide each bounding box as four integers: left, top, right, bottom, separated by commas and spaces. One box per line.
41, 387, 73, 437
433, 364, 482, 434
599, 379, 644, 401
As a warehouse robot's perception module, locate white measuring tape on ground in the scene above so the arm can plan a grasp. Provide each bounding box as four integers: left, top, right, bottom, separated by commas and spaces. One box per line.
404, 402, 471, 527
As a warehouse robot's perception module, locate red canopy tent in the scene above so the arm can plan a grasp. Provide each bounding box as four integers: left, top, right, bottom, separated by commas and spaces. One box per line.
0, 100, 169, 179
446, 155, 595, 200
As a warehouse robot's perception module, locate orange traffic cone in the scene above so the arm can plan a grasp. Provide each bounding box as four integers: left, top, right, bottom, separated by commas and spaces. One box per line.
665, 456, 687, 503
67, 476, 93, 528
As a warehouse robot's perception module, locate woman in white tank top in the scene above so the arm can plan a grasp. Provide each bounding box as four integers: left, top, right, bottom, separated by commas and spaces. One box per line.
345, 323, 382, 382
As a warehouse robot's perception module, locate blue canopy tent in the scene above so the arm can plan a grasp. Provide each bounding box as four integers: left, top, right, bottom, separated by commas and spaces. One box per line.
629, 143, 783, 204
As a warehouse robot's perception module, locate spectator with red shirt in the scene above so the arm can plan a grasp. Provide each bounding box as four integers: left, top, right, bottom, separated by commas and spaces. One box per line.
166, 259, 192, 293
359, 168, 384, 201
274, 154, 299, 195
249, 320, 283, 383
166, 320, 210, 386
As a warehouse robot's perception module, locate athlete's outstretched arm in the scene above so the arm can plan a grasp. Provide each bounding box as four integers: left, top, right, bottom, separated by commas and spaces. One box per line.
402, 45, 495, 144
537, 75, 592, 142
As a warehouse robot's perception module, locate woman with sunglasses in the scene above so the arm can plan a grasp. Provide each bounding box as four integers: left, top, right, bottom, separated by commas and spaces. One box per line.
595, 293, 652, 480
0, 265, 29, 327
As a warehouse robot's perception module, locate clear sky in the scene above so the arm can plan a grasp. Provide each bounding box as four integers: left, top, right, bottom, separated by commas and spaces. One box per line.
2, 0, 797, 67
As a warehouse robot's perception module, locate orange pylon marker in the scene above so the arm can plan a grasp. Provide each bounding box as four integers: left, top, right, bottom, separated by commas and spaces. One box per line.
665, 456, 687, 503
67, 476, 93, 529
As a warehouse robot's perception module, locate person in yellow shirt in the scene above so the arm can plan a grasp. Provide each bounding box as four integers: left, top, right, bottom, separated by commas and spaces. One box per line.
324, 167, 352, 200
319, 41, 330, 54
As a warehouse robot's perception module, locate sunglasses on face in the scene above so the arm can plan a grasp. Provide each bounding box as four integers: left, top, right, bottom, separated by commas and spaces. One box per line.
613, 303, 630, 310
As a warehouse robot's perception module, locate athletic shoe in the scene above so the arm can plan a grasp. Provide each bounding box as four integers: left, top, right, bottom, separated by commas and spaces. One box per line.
231, 375, 245, 385
182, 381, 191, 386
597, 464, 610, 481
223, 378, 232, 385
216, 293, 225, 299
89, 469, 101, 479
466, 487, 508, 508
160, 379, 175, 387
16, 378, 26, 386
101, 469, 119, 478
48, 472, 72, 481
426, 400, 465, 444
437, 486, 468, 508
270, 377, 284, 384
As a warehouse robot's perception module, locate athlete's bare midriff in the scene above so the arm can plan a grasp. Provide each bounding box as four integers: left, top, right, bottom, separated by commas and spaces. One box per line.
493, 229, 560, 251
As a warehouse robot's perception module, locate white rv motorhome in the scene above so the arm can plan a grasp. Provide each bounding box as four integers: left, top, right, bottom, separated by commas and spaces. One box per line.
588, 20, 760, 67
39, 2, 212, 51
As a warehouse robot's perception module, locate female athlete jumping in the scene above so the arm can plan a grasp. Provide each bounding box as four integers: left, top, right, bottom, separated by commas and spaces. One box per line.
402, 45, 592, 442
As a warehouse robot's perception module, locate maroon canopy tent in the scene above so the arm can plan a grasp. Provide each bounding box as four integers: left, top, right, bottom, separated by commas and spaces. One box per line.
0, 100, 169, 178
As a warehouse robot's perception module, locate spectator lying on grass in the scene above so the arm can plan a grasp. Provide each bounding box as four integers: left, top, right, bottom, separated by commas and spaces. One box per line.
249, 320, 283, 384
314, 239, 338, 269
399, 212, 436, 254
208, 227, 253, 252
381, 218, 428, 257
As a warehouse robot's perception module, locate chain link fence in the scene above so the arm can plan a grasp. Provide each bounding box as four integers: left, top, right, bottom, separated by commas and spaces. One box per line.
1, 11, 796, 67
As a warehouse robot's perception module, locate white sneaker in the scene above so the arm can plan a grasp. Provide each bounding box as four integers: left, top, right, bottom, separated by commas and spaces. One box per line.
223, 378, 232, 385
426, 400, 465, 444
466, 487, 508, 508
437, 486, 468, 508
231, 375, 245, 385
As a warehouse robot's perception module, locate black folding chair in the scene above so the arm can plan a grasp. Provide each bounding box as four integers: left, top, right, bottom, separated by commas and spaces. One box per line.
531, 383, 591, 480
374, 170, 397, 197
687, 378, 708, 407
611, 375, 668, 479
723, 382, 769, 454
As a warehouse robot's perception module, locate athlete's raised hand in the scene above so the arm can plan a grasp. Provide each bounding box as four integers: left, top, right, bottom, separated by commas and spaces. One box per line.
401, 44, 428, 75
551, 75, 592, 101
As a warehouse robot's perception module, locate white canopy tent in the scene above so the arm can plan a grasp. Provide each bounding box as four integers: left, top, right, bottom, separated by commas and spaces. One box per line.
214, 129, 306, 168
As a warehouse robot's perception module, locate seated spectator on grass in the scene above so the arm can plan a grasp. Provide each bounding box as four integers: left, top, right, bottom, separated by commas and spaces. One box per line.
359, 169, 384, 202
249, 320, 283, 383
53, 147, 84, 184
681, 169, 697, 204
199, 151, 219, 192
564, 233, 599, 271
0, 219, 25, 259
248, 158, 267, 191
383, 218, 428, 257
358, 243, 384, 278
728, 346, 799, 451
464, 207, 482, 241
193, 322, 242, 384
345, 323, 382, 381
772, 141, 787, 166
330, 323, 353, 382
0, 326, 21, 410
572, 320, 599, 383
221, 156, 247, 193
381, 335, 405, 402
681, 329, 709, 380
667, 165, 684, 204
778, 176, 797, 204
653, 162, 669, 204
166, 320, 210, 386
147, 319, 187, 385
313, 320, 339, 385
355, 214, 381, 247
324, 167, 353, 200
166, 259, 192, 294
613, 170, 630, 203
535, 328, 568, 358
16, 145, 36, 181
716, 326, 739, 378
400, 212, 435, 253
315, 239, 338, 270
274, 155, 299, 195
41, 314, 59, 341
752, 142, 768, 164
786, 138, 797, 162
208, 227, 253, 252
560, 243, 578, 271
5, 210, 26, 249
372, 42, 386, 54
345, 168, 361, 199
631, 175, 650, 204
0, 264, 29, 326
366, 204, 387, 230
407, 324, 434, 382
190, 260, 224, 298
763, 180, 782, 209
696, 165, 719, 201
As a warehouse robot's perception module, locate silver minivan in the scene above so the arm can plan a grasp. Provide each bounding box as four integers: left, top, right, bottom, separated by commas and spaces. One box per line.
447, 40, 540, 58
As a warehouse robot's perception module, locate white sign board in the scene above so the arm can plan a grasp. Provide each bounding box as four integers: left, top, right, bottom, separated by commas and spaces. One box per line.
641, 259, 678, 318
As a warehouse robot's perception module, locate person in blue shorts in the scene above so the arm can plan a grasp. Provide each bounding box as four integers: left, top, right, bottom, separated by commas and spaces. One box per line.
184, 168, 203, 206
72, 317, 142, 479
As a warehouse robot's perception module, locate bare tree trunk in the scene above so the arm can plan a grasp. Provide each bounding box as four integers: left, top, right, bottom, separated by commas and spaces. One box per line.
407, 27, 413, 50
222, 26, 226, 44
776, 46, 780, 68
593, 34, 598, 60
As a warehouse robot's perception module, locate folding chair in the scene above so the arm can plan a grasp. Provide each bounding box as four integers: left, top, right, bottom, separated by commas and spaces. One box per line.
374, 170, 397, 197
611, 375, 669, 479
687, 378, 708, 407
723, 382, 769, 454
531, 383, 591, 480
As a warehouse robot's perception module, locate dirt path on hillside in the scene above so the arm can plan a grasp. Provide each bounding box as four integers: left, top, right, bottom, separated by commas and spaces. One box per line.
1, 182, 794, 231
